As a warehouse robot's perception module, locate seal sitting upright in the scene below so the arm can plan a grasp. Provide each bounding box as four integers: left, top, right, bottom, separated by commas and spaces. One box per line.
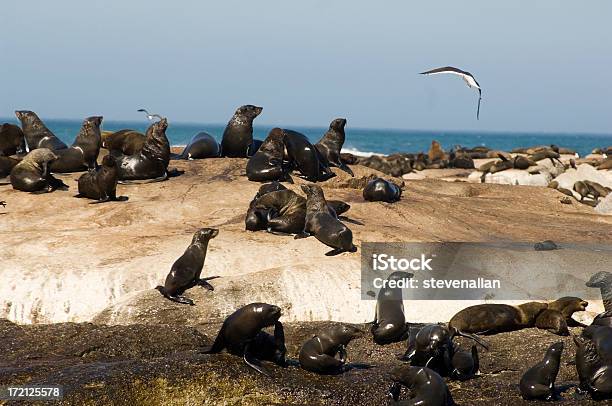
10, 149, 68, 193
15, 110, 68, 150
156, 228, 220, 305
299, 324, 364, 375
296, 184, 356, 256
113, 118, 171, 182
372, 271, 413, 345
314, 118, 354, 176
519, 341, 564, 400
76, 155, 128, 203
203, 302, 284, 377
220, 105, 263, 157
50, 116, 103, 172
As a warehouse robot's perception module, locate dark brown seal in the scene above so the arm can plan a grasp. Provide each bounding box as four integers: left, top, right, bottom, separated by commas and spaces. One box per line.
246, 128, 290, 182
519, 341, 564, 400
298, 324, 363, 374
0, 123, 26, 156
10, 149, 68, 193
448, 302, 548, 334
178, 132, 220, 160
574, 326, 612, 400
76, 155, 127, 203
372, 271, 413, 345
362, 177, 402, 202
15, 110, 68, 150
388, 365, 455, 405
155, 228, 219, 305
102, 129, 146, 155
284, 130, 335, 182
314, 118, 354, 176
296, 184, 356, 256
0, 156, 21, 178
220, 105, 263, 157
202, 302, 285, 377
50, 116, 103, 172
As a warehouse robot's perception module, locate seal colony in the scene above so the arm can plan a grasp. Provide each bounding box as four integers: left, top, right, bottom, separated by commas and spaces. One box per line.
1, 105, 611, 404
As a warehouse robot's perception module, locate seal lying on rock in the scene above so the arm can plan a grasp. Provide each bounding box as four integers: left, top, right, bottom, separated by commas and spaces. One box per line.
203, 302, 285, 377
0, 123, 26, 156
362, 178, 402, 202
221, 105, 263, 158
388, 365, 455, 406
102, 129, 145, 155
284, 130, 335, 182
177, 132, 220, 160
314, 118, 354, 176
156, 228, 220, 306
50, 116, 103, 172
519, 341, 564, 401
113, 118, 173, 182
15, 110, 68, 151
448, 302, 548, 335
296, 184, 356, 256
371, 271, 413, 345
246, 128, 290, 182
10, 149, 68, 193
299, 324, 363, 374
76, 155, 128, 203
574, 325, 612, 400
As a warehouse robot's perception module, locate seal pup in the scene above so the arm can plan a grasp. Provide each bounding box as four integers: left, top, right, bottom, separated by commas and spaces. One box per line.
50, 116, 103, 172
448, 302, 548, 335
362, 178, 402, 203
113, 118, 171, 182
296, 184, 356, 256
388, 365, 455, 406
246, 128, 291, 182
0, 123, 26, 156
299, 324, 364, 374
76, 155, 127, 203
15, 110, 68, 151
534, 240, 558, 251
314, 118, 354, 176
155, 228, 220, 305
371, 271, 413, 345
519, 341, 564, 400
202, 302, 284, 377
574, 326, 612, 400
284, 130, 335, 182
450, 345, 479, 381
10, 149, 68, 193
177, 132, 220, 160
102, 129, 145, 155
220, 105, 263, 157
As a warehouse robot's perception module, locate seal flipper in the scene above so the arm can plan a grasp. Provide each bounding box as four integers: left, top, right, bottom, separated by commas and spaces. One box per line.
201, 326, 226, 354
244, 342, 271, 377
294, 232, 311, 239
451, 328, 490, 350
197, 275, 220, 291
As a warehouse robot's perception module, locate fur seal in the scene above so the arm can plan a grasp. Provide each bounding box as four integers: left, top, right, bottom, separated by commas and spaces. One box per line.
428, 140, 445, 162
10, 149, 68, 193
102, 129, 145, 155
586, 271, 612, 326
251, 189, 306, 234
534, 240, 558, 251
284, 130, 334, 182
314, 118, 354, 176
246, 128, 290, 182
362, 178, 402, 203
0, 156, 20, 178
451, 345, 479, 381
574, 325, 612, 400
220, 105, 263, 157
388, 365, 455, 406
50, 116, 103, 172
519, 341, 564, 400
178, 132, 220, 160
76, 155, 127, 203
0, 123, 26, 156
371, 271, 413, 345
15, 111, 68, 151
203, 302, 284, 376
113, 118, 171, 182
245, 182, 288, 231
296, 184, 356, 256
448, 302, 548, 335
155, 228, 220, 305
299, 324, 363, 374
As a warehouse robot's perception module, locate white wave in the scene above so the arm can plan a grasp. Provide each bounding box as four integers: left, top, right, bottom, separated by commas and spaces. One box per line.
340, 147, 385, 157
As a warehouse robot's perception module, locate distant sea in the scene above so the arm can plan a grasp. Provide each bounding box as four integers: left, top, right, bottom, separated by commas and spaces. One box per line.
2, 118, 612, 158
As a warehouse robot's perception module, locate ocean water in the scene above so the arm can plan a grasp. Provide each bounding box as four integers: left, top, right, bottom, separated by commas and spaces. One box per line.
2, 117, 612, 158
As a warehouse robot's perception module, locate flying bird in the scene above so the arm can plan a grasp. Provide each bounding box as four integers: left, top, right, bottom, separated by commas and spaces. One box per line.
420, 66, 482, 120
137, 108, 164, 121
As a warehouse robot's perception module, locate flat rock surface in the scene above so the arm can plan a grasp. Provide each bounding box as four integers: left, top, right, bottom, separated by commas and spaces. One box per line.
0, 319, 604, 405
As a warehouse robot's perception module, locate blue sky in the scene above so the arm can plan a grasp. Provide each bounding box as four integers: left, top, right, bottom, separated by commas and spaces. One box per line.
1, 1, 611, 133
